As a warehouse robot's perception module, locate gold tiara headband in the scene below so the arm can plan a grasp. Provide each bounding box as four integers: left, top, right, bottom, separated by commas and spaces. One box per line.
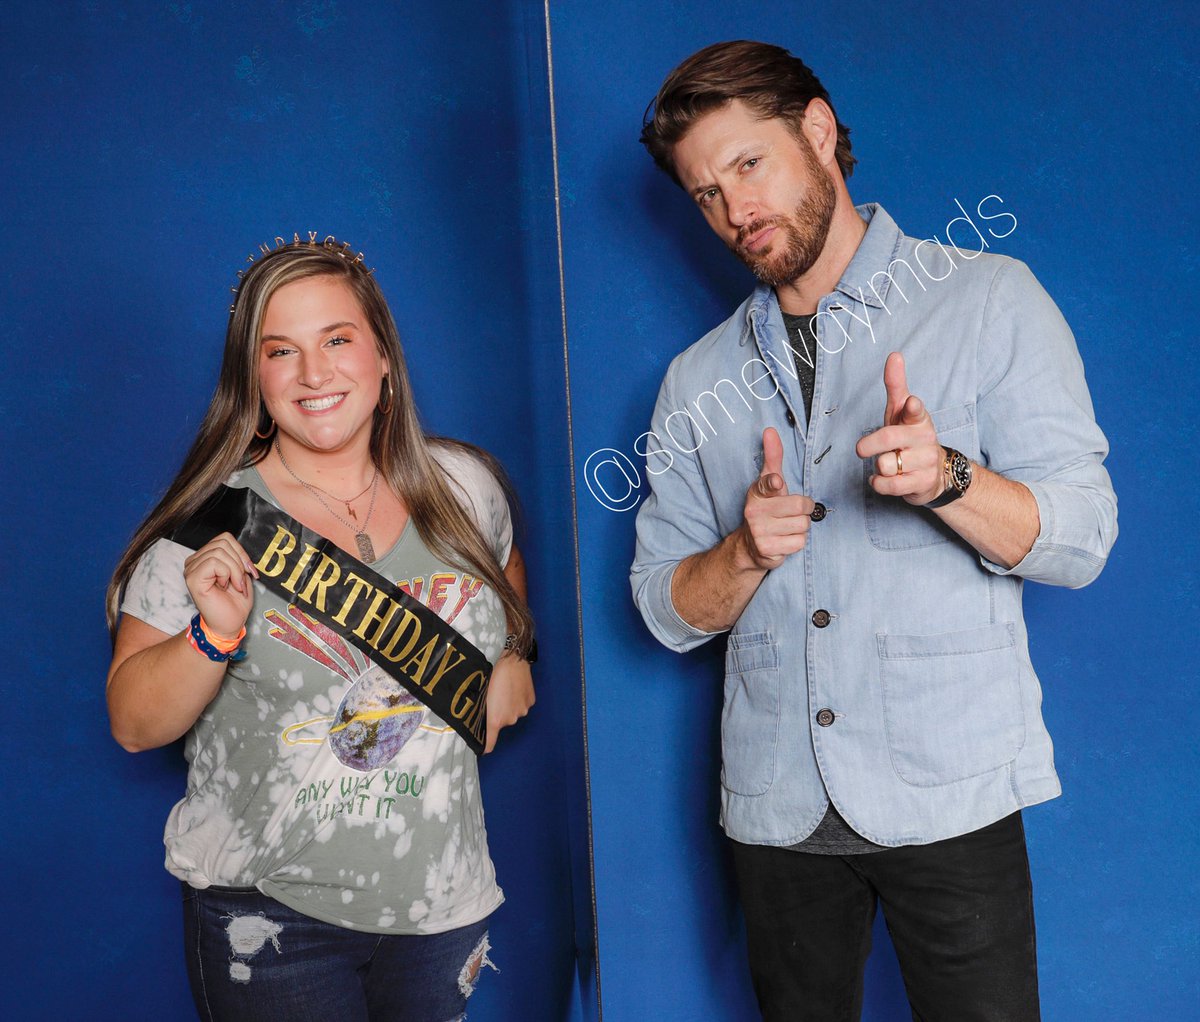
230, 232, 375, 312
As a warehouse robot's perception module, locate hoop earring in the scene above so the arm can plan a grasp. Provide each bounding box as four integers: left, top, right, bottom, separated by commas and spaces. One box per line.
378, 375, 394, 415
254, 415, 276, 440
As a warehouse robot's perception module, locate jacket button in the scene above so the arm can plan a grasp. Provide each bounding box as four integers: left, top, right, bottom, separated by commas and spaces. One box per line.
785, 408, 797, 427
810, 502, 827, 522
812, 609, 831, 628
816, 708, 835, 727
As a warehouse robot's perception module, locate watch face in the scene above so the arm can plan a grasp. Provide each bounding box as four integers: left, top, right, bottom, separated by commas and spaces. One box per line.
949, 451, 972, 491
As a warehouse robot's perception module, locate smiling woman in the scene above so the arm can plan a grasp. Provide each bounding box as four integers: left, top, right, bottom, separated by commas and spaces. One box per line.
103, 235, 538, 1022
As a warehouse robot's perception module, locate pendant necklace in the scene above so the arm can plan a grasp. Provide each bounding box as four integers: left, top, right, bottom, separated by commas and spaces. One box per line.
275, 438, 381, 562
314, 474, 375, 521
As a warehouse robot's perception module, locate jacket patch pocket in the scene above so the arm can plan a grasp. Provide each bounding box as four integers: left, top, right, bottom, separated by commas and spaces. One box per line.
720, 632, 781, 797
861, 402, 976, 550
878, 623, 1025, 787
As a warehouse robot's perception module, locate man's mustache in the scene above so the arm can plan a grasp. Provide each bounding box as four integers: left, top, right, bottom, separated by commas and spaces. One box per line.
737, 216, 784, 251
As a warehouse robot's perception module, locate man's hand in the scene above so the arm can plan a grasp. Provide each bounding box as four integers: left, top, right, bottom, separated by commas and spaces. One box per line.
738, 427, 815, 570
670, 427, 813, 631
855, 352, 944, 506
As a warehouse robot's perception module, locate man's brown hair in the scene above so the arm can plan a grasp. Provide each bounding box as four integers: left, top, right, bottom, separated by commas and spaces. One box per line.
640, 40, 856, 186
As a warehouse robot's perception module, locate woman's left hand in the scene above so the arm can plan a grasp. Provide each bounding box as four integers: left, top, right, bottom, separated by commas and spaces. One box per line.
485, 653, 535, 753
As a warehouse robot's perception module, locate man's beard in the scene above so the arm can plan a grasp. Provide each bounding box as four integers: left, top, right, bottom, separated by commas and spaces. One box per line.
732, 151, 837, 288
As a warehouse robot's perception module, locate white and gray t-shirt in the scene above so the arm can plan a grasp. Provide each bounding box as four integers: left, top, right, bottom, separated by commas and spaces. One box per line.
121, 447, 511, 934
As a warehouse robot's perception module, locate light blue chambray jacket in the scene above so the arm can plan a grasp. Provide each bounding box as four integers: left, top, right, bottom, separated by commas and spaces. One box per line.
630, 205, 1117, 846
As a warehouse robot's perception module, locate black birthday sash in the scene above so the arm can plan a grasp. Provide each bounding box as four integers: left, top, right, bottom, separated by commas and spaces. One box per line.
172, 485, 491, 754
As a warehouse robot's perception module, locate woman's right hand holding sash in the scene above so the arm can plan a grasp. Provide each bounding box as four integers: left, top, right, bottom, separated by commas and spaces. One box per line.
107, 533, 258, 753
183, 532, 259, 640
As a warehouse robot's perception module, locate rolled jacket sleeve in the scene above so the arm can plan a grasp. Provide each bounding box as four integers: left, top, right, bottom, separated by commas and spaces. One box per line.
630, 361, 726, 652
975, 259, 1118, 587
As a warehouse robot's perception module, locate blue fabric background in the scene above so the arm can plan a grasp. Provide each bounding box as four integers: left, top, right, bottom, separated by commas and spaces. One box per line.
1, 0, 1196, 1018
554, 1, 1197, 1020
0, 2, 589, 1019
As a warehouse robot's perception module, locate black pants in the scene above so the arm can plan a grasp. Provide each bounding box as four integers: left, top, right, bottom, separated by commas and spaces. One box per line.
729, 812, 1040, 1022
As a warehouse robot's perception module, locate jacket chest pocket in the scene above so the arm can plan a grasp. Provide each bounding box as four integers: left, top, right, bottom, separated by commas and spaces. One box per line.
861, 402, 977, 551
720, 632, 781, 797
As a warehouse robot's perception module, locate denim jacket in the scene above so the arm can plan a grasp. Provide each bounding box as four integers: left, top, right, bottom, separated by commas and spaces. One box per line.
631, 205, 1117, 846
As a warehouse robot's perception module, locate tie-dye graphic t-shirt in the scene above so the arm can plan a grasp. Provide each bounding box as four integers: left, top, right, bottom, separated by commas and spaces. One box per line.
121, 447, 511, 934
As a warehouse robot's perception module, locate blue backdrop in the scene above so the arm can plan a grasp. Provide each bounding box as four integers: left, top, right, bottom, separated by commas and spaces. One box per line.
553, 1, 1198, 1019
0, 2, 590, 1019
2, 1, 1197, 1019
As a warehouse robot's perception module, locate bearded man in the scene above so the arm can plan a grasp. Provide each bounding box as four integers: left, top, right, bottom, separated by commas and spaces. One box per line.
630, 40, 1117, 1021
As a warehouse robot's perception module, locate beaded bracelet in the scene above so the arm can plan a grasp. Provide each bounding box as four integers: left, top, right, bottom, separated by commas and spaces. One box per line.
187, 614, 247, 663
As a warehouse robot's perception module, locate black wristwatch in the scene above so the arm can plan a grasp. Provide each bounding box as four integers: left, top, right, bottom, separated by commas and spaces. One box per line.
924, 446, 973, 509
503, 633, 538, 663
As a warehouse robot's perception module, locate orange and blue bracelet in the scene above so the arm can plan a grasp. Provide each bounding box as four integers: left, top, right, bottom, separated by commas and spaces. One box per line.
186, 614, 247, 662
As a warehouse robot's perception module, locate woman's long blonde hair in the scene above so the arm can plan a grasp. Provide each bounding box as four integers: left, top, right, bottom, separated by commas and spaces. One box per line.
106, 236, 534, 651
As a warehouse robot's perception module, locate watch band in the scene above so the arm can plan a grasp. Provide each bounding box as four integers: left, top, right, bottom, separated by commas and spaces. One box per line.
924, 447, 972, 509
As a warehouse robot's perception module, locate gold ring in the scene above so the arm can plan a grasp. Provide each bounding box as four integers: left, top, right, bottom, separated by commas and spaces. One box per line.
895, 449, 904, 475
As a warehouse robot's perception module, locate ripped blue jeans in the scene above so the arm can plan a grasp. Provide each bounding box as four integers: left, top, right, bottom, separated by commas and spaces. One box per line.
182, 884, 494, 1022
